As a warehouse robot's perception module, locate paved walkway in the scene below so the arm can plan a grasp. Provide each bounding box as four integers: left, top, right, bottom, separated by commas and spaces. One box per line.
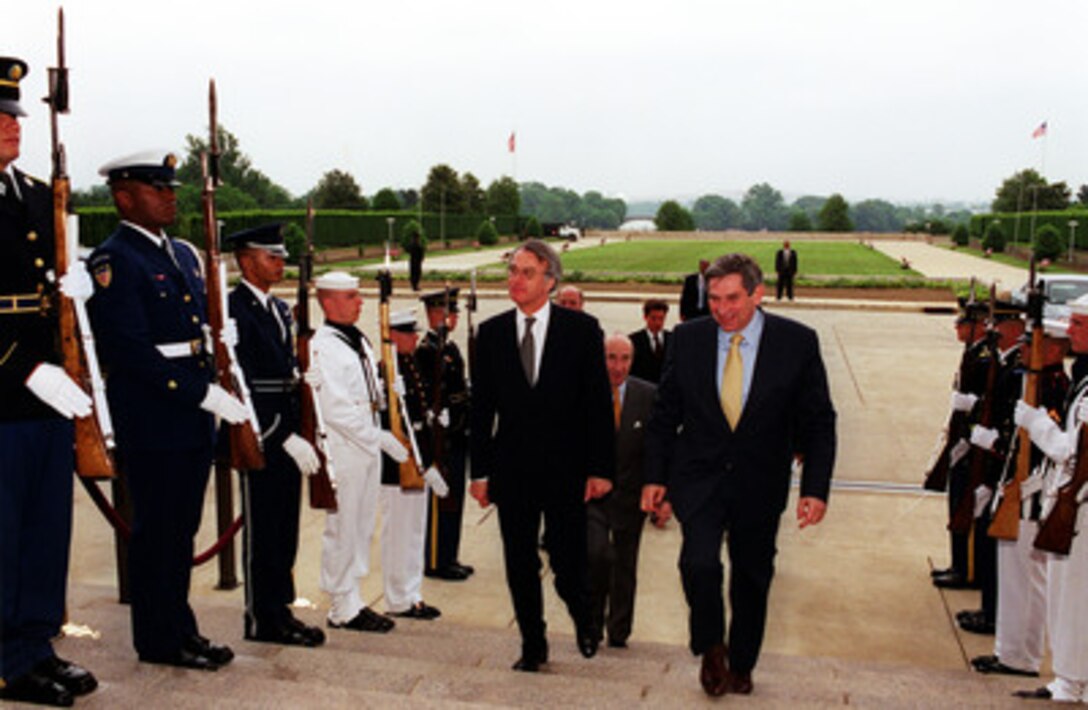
868, 240, 1028, 287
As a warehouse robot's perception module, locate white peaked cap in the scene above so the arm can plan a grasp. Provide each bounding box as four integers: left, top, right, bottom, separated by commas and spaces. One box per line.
315, 271, 359, 291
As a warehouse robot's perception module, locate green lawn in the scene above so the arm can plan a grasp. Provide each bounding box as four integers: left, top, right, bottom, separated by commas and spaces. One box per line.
557, 240, 908, 277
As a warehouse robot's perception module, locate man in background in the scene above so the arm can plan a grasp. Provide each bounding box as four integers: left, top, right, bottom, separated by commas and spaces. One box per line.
679, 259, 710, 321
774, 239, 797, 301
629, 298, 671, 384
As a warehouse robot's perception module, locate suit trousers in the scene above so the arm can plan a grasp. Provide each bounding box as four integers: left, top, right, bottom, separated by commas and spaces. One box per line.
679, 497, 781, 674
122, 446, 213, 659
496, 492, 591, 651
0, 418, 73, 680
994, 520, 1047, 672
775, 273, 794, 300
586, 501, 645, 645
240, 449, 301, 632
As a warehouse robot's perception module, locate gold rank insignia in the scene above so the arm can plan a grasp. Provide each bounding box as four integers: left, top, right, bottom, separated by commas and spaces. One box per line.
93, 263, 112, 288
8, 64, 22, 81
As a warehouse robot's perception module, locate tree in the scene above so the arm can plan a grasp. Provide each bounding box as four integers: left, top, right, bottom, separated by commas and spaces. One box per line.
1078, 184, 1088, 206
70, 184, 114, 208
310, 169, 368, 210
421, 164, 465, 214
655, 200, 695, 231
520, 181, 581, 223
579, 191, 626, 229
476, 219, 499, 246
371, 187, 401, 211
691, 194, 741, 230
399, 219, 427, 250
177, 124, 293, 207
992, 169, 1071, 213
398, 188, 419, 210
175, 183, 258, 215
952, 224, 969, 247
1033, 224, 1065, 261
485, 176, 520, 216
740, 183, 789, 231
790, 196, 826, 224
982, 222, 1006, 253
524, 215, 542, 239
787, 210, 812, 232
851, 199, 901, 232
461, 172, 485, 214
817, 194, 853, 232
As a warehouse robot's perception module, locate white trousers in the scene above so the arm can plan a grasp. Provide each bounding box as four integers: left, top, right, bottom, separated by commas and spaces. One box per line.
1046, 505, 1088, 701
320, 443, 381, 624
994, 520, 1047, 672
380, 483, 428, 613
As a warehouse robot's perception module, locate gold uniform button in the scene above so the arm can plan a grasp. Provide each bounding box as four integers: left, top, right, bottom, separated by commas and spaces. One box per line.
183, 294, 191, 303
34, 258, 44, 268
167, 379, 178, 390
27, 231, 38, 242
191, 315, 199, 324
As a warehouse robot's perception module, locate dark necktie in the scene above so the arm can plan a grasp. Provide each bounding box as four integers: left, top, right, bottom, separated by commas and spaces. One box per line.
0, 172, 16, 202
162, 237, 180, 269
268, 299, 286, 342
520, 316, 536, 385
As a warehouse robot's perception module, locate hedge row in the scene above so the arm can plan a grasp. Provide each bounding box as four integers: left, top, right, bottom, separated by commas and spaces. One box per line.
75, 208, 523, 250
969, 210, 1088, 248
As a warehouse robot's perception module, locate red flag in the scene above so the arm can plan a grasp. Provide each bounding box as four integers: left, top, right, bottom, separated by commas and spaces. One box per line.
1032, 121, 1047, 139
508, 131, 516, 153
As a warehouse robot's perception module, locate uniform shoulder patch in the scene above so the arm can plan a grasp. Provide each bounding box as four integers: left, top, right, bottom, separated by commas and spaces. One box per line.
91, 255, 113, 288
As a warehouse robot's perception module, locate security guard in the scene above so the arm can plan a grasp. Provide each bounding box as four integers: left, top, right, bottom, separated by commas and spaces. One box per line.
225, 224, 325, 647
0, 55, 98, 707
417, 288, 474, 581
88, 151, 248, 670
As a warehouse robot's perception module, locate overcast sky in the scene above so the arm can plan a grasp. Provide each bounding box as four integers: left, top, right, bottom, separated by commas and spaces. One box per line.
6, 1, 1087, 206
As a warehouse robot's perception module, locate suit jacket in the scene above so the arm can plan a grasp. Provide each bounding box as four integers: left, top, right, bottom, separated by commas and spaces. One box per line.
775, 248, 798, 276
679, 272, 709, 321
628, 328, 671, 384
603, 376, 656, 528
470, 305, 615, 506
88, 225, 215, 451
645, 311, 836, 523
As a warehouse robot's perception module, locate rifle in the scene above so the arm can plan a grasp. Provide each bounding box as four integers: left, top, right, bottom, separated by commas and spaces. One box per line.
949, 285, 999, 534
201, 79, 264, 471
924, 277, 979, 492
1034, 427, 1088, 555
377, 262, 425, 490
47, 8, 115, 479
428, 284, 451, 482
298, 200, 337, 510
466, 267, 478, 379
990, 261, 1043, 540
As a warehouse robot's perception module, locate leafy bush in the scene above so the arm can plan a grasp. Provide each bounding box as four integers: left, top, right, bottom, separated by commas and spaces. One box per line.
982, 222, 1006, 253
788, 211, 812, 232
1033, 224, 1065, 261
399, 219, 427, 251
951, 224, 969, 246
524, 216, 542, 239
477, 220, 499, 246
283, 223, 306, 265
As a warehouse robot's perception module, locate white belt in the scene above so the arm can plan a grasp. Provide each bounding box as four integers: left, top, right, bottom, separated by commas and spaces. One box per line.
156, 339, 204, 358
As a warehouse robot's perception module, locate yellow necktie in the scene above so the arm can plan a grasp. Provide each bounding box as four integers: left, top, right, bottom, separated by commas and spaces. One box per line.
721, 333, 743, 429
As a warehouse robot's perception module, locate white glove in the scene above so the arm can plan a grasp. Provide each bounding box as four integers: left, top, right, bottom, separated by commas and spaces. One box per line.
1077, 400, 1088, 425
304, 368, 322, 388
950, 391, 978, 413
970, 426, 999, 451
1014, 400, 1048, 430
437, 407, 450, 428
423, 466, 450, 497
200, 384, 249, 424
393, 375, 406, 398
25, 362, 92, 419
59, 261, 94, 301
378, 429, 409, 463
220, 318, 239, 349
283, 433, 321, 476
974, 485, 993, 519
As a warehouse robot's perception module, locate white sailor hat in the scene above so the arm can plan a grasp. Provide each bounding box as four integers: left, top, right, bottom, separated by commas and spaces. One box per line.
98, 150, 181, 186
314, 271, 359, 291
390, 308, 418, 332
1043, 318, 1070, 339
1069, 294, 1088, 317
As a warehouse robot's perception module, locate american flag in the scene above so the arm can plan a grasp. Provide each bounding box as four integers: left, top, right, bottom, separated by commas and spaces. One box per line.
508, 131, 516, 153
1032, 121, 1048, 139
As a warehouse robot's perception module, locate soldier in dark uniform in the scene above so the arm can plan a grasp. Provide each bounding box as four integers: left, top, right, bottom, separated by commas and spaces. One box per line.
88, 151, 249, 670
417, 288, 474, 581
224, 224, 325, 647
406, 232, 424, 291
0, 55, 99, 707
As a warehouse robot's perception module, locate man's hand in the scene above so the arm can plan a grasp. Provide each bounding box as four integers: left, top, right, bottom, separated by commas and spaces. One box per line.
650, 500, 673, 528
469, 479, 490, 508
25, 363, 92, 419
796, 496, 827, 529
584, 476, 613, 502
377, 430, 409, 463
59, 261, 94, 302
641, 484, 667, 514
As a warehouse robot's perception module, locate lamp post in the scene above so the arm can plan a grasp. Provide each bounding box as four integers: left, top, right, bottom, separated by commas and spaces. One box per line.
386, 216, 395, 254
1069, 219, 1079, 263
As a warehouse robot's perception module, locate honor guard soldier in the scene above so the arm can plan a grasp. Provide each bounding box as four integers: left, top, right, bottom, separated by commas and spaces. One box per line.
224, 224, 325, 647
309, 271, 407, 633
380, 308, 447, 619
0, 55, 99, 707
87, 151, 247, 670
417, 288, 474, 581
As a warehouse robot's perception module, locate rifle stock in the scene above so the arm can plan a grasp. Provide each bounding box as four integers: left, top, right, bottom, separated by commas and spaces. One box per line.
1034, 428, 1088, 555
298, 201, 337, 510
377, 270, 424, 490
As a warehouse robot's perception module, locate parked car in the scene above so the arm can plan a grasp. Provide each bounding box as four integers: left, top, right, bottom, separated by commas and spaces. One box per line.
1013, 274, 1088, 323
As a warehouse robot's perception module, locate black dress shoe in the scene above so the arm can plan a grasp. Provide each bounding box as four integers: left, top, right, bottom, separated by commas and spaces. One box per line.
957, 608, 983, 623
930, 566, 956, 578
139, 647, 220, 671
424, 565, 470, 581
39, 656, 97, 696
607, 638, 628, 649
452, 561, 475, 576
247, 620, 324, 648
1013, 686, 1052, 700
0, 667, 74, 707
699, 643, 729, 697
285, 616, 327, 646
390, 602, 441, 620
512, 642, 548, 672
958, 614, 995, 635
932, 571, 973, 589
728, 671, 754, 695
971, 655, 1038, 676
576, 626, 599, 659
328, 607, 395, 633
186, 634, 234, 666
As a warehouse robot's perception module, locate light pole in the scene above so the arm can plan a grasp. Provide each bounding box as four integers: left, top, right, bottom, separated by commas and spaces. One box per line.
386, 216, 395, 254
1069, 219, 1079, 263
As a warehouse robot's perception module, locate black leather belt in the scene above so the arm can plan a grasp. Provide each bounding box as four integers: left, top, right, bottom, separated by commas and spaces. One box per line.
251, 378, 300, 394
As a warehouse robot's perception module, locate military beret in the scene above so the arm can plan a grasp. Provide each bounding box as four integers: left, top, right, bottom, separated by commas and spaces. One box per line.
390, 308, 418, 333
98, 150, 180, 187
226, 223, 288, 258
420, 288, 459, 313
0, 57, 28, 117
314, 271, 358, 291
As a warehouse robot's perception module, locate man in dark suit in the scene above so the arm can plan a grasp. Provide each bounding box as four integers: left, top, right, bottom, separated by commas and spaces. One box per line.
774, 240, 798, 301
628, 298, 671, 384
642, 252, 836, 698
225, 224, 325, 648
470, 239, 615, 672
587, 333, 656, 649
679, 259, 710, 321
89, 152, 248, 671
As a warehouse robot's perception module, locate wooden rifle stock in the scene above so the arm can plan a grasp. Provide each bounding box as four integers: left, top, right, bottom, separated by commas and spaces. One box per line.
48, 8, 114, 479
202, 80, 264, 471
1034, 427, 1088, 555
298, 201, 337, 510
377, 270, 424, 490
